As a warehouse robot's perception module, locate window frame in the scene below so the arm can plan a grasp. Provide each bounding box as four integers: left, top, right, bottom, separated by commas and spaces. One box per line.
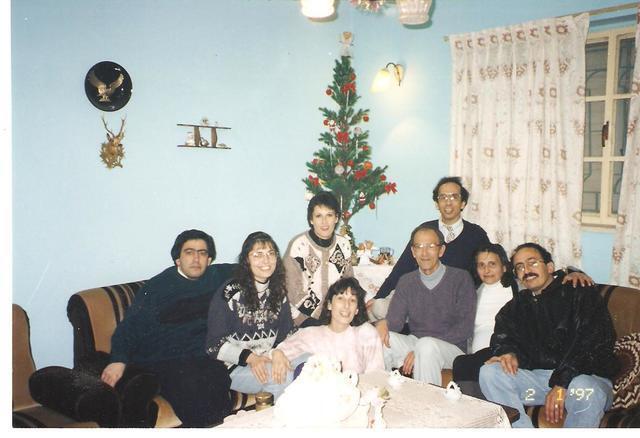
582, 26, 634, 229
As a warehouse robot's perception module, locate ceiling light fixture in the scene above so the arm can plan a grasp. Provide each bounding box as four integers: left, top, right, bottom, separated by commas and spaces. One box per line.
397, 0, 433, 25
300, 0, 336, 19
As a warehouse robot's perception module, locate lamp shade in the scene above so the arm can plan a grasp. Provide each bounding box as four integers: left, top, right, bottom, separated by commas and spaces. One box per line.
371, 68, 393, 93
397, 0, 432, 25
301, 0, 335, 19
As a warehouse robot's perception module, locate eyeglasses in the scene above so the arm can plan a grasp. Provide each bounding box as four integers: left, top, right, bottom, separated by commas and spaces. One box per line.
412, 242, 442, 251
437, 193, 462, 202
249, 250, 277, 260
513, 258, 545, 274
182, 249, 209, 257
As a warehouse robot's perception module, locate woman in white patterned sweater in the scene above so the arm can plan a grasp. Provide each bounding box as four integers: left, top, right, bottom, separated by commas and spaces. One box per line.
206, 231, 302, 399
283, 191, 353, 328
271, 277, 384, 375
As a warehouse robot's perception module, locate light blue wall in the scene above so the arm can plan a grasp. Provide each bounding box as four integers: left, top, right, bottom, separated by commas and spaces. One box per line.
12, 0, 632, 368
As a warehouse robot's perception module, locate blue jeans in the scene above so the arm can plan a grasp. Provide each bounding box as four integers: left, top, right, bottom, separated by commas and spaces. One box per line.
229, 353, 310, 400
479, 363, 613, 428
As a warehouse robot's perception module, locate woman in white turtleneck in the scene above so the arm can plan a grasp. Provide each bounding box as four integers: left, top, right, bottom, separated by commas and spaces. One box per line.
452, 243, 517, 383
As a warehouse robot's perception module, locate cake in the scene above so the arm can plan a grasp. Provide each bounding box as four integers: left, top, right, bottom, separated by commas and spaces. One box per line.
273, 354, 364, 427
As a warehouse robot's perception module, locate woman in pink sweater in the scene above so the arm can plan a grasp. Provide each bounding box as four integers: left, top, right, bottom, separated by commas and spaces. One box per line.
271, 277, 384, 379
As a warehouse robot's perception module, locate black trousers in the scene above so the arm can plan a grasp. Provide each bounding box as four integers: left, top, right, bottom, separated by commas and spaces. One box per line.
146, 356, 232, 427
452, 347, 493, 382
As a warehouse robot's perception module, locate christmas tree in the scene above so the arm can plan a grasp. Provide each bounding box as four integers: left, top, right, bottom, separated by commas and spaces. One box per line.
303, 51, 397, 252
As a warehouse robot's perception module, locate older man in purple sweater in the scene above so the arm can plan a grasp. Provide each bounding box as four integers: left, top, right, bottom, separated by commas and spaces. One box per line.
375, 224, 476, 386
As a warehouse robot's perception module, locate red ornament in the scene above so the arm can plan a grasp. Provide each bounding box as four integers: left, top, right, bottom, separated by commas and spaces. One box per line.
336, 131, 349, 144
363, 115, 369, 122
341, 82, 356, 94
308, 175, 320, 186
380, 175, 387, 182
384, 182, 398, 194
363, 161, 373, 170
312, 159, 318, 165
354, 169, 368, 181
323, 119, 329, 126
369, 202, 376, 209
347, 160, 354, 167
326, 88, 332, 96
361, 145, 369, 151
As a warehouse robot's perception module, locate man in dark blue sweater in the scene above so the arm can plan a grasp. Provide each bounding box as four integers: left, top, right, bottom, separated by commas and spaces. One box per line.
101, 229, 234, 427
369, 177, 489, 318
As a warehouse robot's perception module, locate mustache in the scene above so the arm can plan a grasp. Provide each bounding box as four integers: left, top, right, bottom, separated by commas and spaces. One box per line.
523, 273, 538, 280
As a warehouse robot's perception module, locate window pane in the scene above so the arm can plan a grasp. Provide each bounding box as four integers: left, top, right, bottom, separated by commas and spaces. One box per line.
617, 37, 635, 94
586, 41, 608, 96
582, 162, 601, 213
614, 98, 630, 156
611, 162, 624, 215
585, 101, 604, 157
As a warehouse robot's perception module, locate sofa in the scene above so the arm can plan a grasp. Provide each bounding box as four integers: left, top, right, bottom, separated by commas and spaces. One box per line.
13, 304, 115, 427
65, 264, 256, 428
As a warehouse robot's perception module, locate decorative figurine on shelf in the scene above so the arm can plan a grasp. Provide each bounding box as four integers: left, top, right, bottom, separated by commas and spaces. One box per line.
185, 132, 195, 146
357, 240, 375, 265
99, 115, 126, 169
177, 118, 231, 149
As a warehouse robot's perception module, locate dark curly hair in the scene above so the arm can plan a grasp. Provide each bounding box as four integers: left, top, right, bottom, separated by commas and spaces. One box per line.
319, 277, 368, 327
431, 176, 470, 204
307, 191, 341, 226
510, 242, 554, 265
234, 231, 287, 314
471, 243, 515, 288
170, 229, 216, 263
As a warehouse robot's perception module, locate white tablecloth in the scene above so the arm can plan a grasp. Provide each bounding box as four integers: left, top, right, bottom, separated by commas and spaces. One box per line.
353, 264, 393, 302
220, 370, 511, 428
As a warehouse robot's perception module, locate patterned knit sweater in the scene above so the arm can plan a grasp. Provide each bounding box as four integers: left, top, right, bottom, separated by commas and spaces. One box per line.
283, 231, 353, 324
205, 280, 294, 370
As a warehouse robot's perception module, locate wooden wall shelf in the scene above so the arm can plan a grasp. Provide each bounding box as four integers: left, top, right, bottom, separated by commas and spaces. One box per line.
177, 123, 231, 149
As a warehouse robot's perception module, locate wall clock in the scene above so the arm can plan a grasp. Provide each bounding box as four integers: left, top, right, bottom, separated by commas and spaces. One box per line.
84, 61, 132, 111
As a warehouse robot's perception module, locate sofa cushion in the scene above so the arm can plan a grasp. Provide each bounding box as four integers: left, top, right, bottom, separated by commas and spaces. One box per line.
612, 332, 640, 410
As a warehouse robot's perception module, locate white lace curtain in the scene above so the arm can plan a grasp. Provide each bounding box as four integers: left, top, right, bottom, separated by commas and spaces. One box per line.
611, 8, 640, 289
449, 13, 590, 268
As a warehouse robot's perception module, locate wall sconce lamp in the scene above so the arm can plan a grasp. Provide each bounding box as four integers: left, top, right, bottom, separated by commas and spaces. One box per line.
371, 63, 404, 93
300, 0, 335, 19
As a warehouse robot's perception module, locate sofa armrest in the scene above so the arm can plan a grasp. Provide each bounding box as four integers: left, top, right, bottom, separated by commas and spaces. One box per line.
29, 366, 121, 427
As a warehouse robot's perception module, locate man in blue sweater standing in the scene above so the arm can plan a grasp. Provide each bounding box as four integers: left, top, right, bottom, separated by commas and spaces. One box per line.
101, 229, 233, 427
375, 224, 477, 386
369, 176, 488, 318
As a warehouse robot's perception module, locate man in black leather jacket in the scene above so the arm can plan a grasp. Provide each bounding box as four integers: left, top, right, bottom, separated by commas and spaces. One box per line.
479, 242, 619, 428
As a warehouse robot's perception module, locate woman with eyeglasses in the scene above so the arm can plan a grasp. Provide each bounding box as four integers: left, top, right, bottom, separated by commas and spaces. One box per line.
283, 191, 354, 328
205, 231, 302, 399
270, 277, 384, 376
